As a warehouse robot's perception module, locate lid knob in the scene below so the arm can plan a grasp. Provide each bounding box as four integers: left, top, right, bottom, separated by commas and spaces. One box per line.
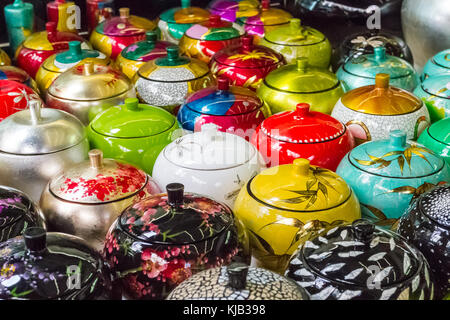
89, 149, 104, 169
24, 227, 47, 252
262, 0, 270, 10
200, 123, 219, 143
167, 46, 180, 61
227, 262, 249, 290
146, 30, 158, 42
13, 0, 24, 7
119, 7, 130, 19
83, 62, 95, 75
242, 35, 254, 51
375, 73, 390, 89
181, 0, 191, 9
293, 158, 310, 176
217, 76, 230, 91
294, 103, 310, 118
290, 18, 301, 32
68, 41, 82, 58
374, 46, 386, 61
210, 14, 222, 26
352, 219, 375, 242
166, 183, 184, 208
389, 130, 407, 148
296, 57, 308, 72
125, 98, 140, 111
28, 100, 42, 125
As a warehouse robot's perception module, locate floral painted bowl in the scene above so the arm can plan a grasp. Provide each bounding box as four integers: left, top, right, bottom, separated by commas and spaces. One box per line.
158, 0, 210, 44
115, 31, 172, 80
0, 66, 37, 92
260, 18, 332, 67
257, 57, 343, 115
331, 73, 430, 145
234, 158, 361, 272
0, 79, 42, 122
422, 49, 450, 81
414, 74, 450, 123
337, 46, 419, 92
285, 219, 435, 300
211, 35, 285, 91
103, 183, 242, 299
177, 76, 270, 139
336, 130, 450, 228
178, 14, 243, 64
208, 0, 260, 23
417, 118, 450, 165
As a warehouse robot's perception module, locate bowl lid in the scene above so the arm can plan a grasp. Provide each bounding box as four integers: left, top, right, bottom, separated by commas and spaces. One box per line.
237, 0, 292, 27
420, 74, 450, 100
49, 149, 148, 203
47, 62, 132, 101
119, 183, 234, 244
296, 219, 423, 290
184, 15, 243, 40
23, 22, 88, 51
264, 18, 326, 46
95, 7, 157, 37
418, 184, 450, 228
163, 123, 256, 170
349, 130, 444, 178
137, 46, 210, 81
260, 103, 346, 144
342, 47, 415, 79
0, 228, 104, 299
341, 73, 422, 115
209, 0, 260, 16
167, 262, 309, 300
431, 49, 450, 70
249, 158, 352, 211
90, 98, 176, 138
427, 118, 450, 145
263, 58, 340, 93
183, 77, 262, 115
160, 0, 210, 24
0, 66, 30, 84
121, 31, 171, 62
213, 35, 284, 69
0, 186, 39, 229
0, 101, 85, 155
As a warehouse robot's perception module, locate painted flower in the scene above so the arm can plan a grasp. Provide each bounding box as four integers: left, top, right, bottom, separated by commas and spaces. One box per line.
104, 233, 119, 254
162, 259, 192, 284
141, 249, 168, 279
125, 274, 146, 298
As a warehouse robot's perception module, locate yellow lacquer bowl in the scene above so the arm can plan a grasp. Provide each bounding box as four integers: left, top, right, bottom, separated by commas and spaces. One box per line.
234, 158, 361, 273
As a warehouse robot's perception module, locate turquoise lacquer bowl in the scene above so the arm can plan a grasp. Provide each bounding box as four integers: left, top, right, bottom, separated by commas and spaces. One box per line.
337, 46, 419, 92
414, 74, 450, 123
336, 130, 450, 229
422, 48, 450, 81
418, 118, 450, 165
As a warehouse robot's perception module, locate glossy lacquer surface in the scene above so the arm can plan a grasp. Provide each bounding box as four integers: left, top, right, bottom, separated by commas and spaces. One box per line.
414, 74, 450, 123
418, 118, 450, 165
422, 49, 450, 81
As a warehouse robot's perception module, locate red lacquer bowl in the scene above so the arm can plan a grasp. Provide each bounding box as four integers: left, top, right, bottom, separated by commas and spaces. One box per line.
0, 80, 42, 122
251, 103, 355, 170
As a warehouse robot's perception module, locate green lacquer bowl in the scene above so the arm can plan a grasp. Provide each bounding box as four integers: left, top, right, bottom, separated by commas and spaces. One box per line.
87, 98, 180, 174
418, 118, 450, 165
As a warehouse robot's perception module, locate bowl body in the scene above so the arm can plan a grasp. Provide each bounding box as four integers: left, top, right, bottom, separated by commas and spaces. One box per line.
89, 30, 146, 60
422, 49, 450, 81
418, 119, 450, 165
413, 75, 450, 123
179, 36, 242, 64
0, 80, 42, 122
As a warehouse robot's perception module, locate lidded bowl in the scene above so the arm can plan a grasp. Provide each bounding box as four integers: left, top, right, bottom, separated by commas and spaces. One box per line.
152, 123, 266, 208
234, 158, 361, 272
40, 149, 161, 251
208, 0, 260, 22
116, 31, 172, 80
90, 7, 159, 60
422, 49, 450, 81
87, 98, 180, 174
0, 66, 37, 90
46, 61, 135, 125
257, 58, 343, 115
397, 184, 450, 299
0, 48, 11, 66
133, 46, 215, 114
336, 130, 450, 229
414, 74, 450, 123
337, 46, 419, 92
15, 22, 91, 78
36, 41, 111, 95
0, 186, 45, 243
158, 0, 210, 44
211, 35, 285, 91
0, 79, 41, 122
103, 183, 241, 299
167, 261, 309, 300
251, 103, 354, 170
236, 0, 292, 43
331, 73, 430, 145
418, 118, 450, 165
179, 14, 243, 64
177, 76, 270, 138
260, 18, 332, 68
0, 227, 113, 299
285, 219, 435, 300
0, 100, 89, 202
